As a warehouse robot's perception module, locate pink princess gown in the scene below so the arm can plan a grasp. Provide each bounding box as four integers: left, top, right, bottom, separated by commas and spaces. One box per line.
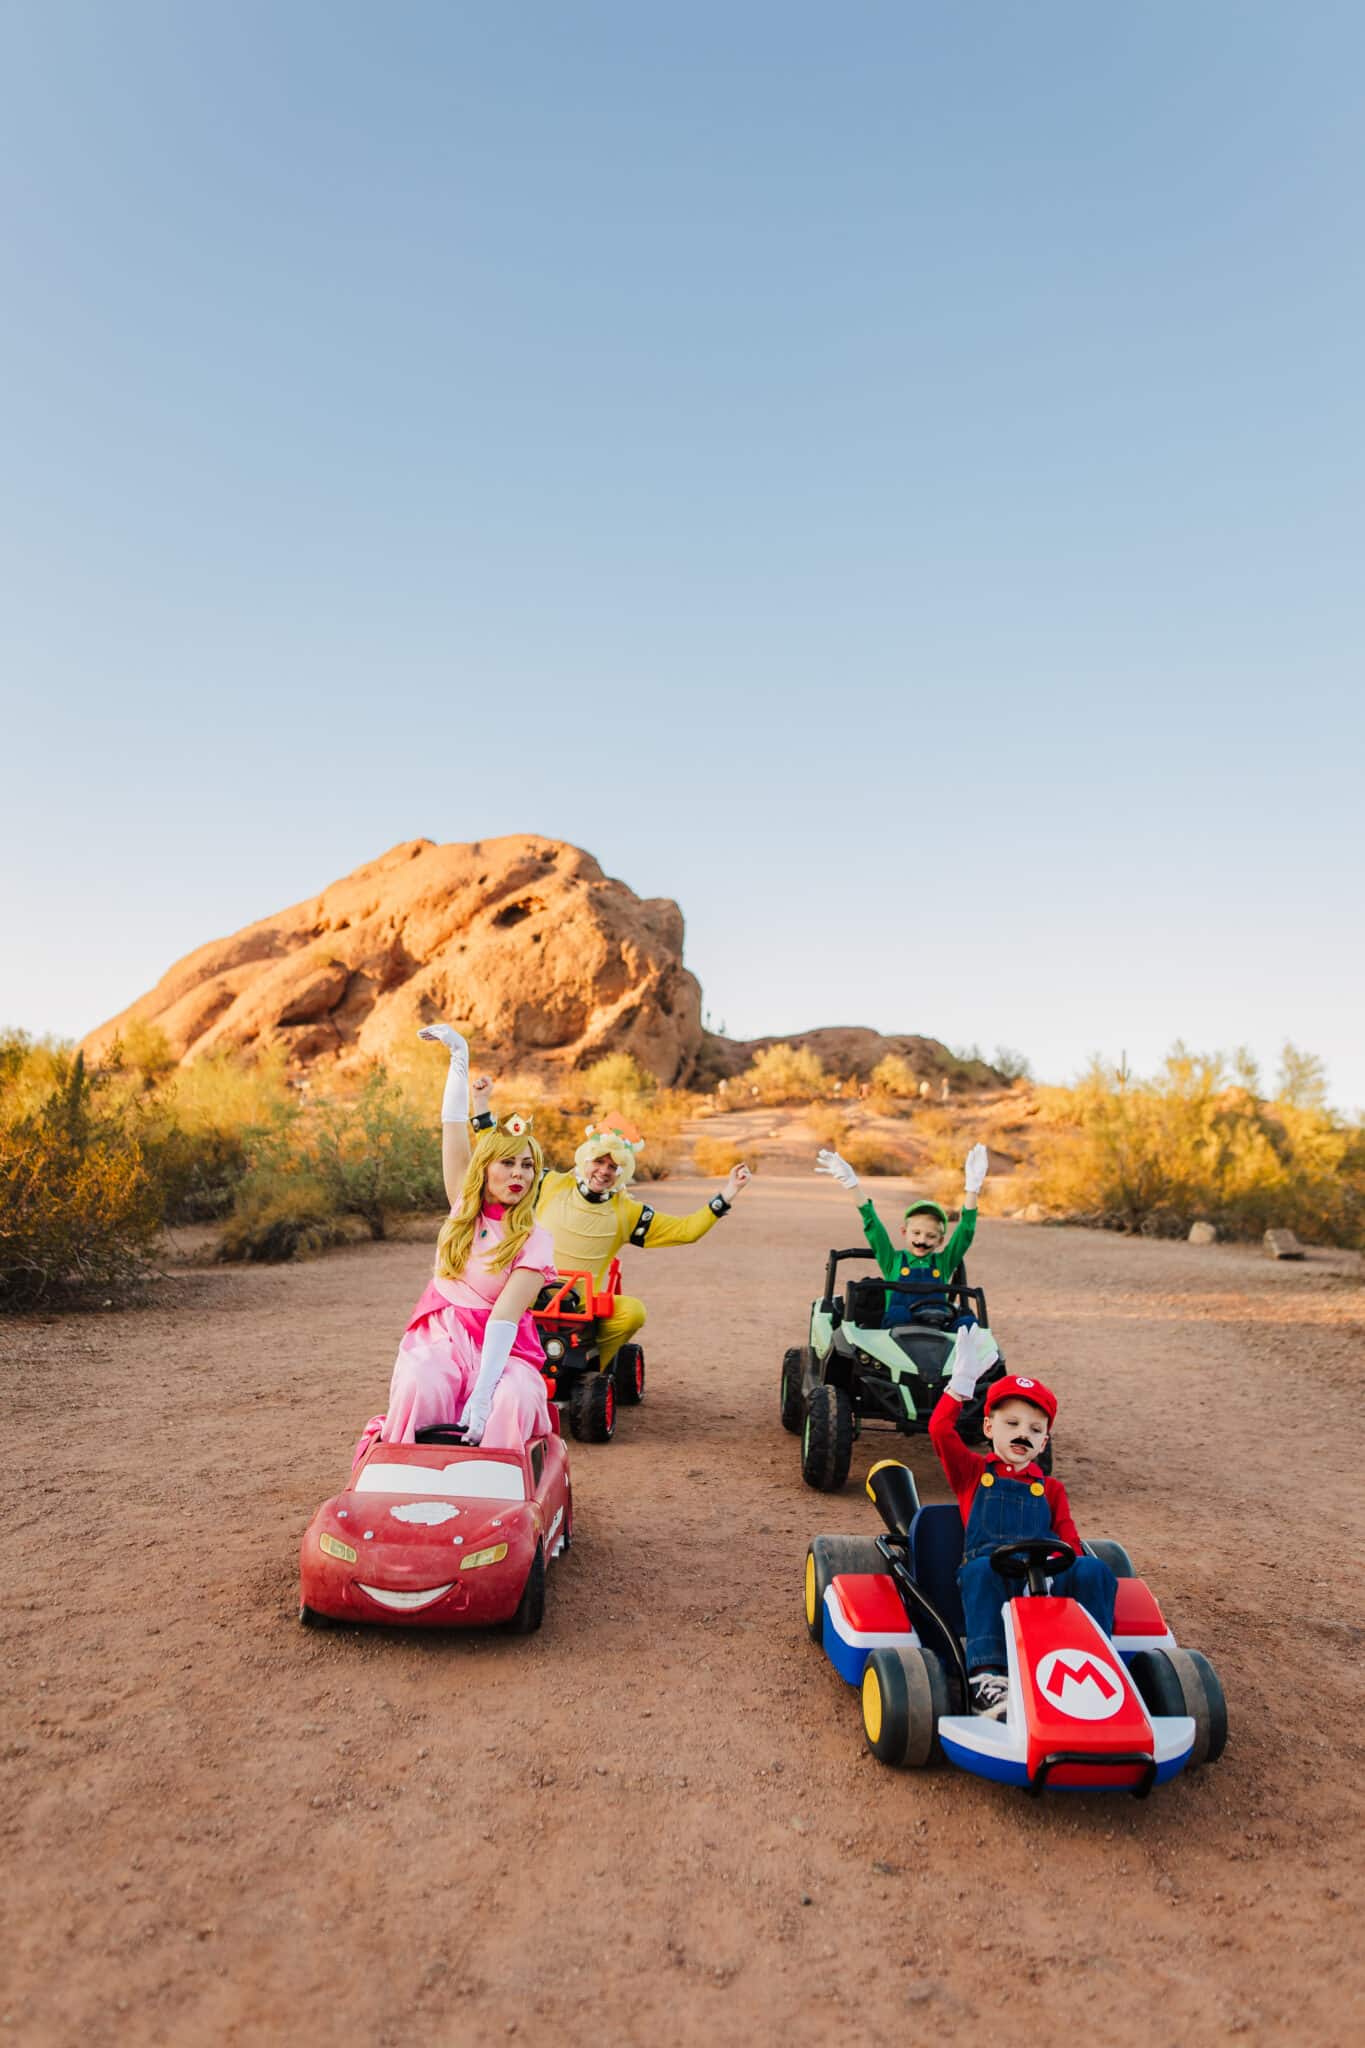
358, 1206, 556, 1463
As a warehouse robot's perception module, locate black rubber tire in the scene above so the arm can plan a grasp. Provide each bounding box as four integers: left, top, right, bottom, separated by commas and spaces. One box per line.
568, 1372, 616, 1442
615, 1343, 646, 1405
779, 1347, 806, 1434
506, 1541, 546, 1634
1167, 1647, 1229, 1765
1127, 1647, 1186, 1719
1084, 1538, 1135, 1578
861, 1645, 950, 1768
803, 1533, 886, 1643
298, 1603, 334, 1628
801, 1382, 854, 1491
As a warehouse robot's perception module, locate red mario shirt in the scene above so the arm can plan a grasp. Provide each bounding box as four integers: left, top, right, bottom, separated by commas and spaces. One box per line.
928, 1392, 1081, 1552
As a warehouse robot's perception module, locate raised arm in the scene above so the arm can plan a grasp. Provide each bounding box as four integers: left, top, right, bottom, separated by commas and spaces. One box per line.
418, 1023, 488, 1207
815, 1150, 897, 1277
625, 1163, 752, 1249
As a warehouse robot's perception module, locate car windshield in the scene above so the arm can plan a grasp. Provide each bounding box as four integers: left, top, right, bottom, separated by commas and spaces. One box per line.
354, 1460, 526, 1502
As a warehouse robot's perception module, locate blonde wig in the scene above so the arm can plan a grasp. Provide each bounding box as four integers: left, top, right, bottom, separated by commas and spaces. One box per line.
436, 1117, 544, 1280
572, 1118, 645, 1187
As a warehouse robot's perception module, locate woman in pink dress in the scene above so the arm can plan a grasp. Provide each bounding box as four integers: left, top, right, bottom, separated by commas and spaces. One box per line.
358, 1026, 555, 1462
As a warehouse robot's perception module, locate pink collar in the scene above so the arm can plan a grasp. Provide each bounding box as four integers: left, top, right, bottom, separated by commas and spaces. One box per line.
482, 1201, 507, 1222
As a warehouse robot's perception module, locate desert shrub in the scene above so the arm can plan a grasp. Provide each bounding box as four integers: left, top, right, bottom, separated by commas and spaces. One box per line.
738, 1044, 830, 1105
216, 1170, 350, 1263
841, 1131, 911, 1176
804, 1108, 850, 1153
222, 1068, 445, 1255
992, 1046, 1032, 1084
579, 1052, 656, 1117
870, 1054, 921, 1099
692, 1133, 760, 1177
0, 1048, 161, 1305
1019, 1043, 1365, 1245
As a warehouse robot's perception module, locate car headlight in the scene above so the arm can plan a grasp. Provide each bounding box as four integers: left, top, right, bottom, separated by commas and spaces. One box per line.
546, 1338, 564, 1359
319, 1532, 357, 1563
459, 1543, 509, 1571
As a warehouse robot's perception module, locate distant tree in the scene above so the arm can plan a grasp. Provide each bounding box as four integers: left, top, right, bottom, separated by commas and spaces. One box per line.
1276, 1041, 1328, 1110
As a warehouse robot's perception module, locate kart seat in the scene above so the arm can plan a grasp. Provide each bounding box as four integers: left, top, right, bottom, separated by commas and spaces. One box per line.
909, 1502, 966, 1637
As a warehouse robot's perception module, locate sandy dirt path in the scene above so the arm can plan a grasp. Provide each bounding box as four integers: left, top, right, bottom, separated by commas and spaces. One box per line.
3, 1179, 1363, 2047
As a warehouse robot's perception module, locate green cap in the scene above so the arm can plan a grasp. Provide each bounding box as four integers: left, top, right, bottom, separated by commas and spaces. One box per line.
904, 1199, 948, 1228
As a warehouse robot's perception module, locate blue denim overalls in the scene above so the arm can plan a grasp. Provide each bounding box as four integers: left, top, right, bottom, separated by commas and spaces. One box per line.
958, 1466, 1116, 1673
883, 1256, 956, 1328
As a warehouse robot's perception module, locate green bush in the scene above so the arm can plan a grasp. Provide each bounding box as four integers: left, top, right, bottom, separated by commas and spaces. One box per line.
738, 1044, 830, 1105
0, 1047, 161, 1305
216, 1170, 350, 1263
1021, 1043, 1365, 1245
220, 1068, 445, 1257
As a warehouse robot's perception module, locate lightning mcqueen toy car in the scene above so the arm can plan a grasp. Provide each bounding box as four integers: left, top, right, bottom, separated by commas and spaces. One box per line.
805, 1461, 1227, 1795
299, 1420, 571, 1633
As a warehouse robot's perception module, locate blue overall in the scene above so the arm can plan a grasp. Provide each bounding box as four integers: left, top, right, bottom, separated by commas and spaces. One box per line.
958, 1466, 1117, 1673
883, 1257, 971, 1330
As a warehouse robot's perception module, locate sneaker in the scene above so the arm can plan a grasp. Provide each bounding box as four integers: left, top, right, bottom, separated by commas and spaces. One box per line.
970, 1672, 1009, 1720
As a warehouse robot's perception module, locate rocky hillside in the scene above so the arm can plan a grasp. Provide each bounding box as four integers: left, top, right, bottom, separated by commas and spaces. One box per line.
84, 837, 705, 1084
83, 836, 986, 1089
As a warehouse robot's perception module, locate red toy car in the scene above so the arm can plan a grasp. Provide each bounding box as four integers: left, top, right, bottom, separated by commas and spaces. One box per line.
299, 1420, 571, 1633
532, 1257, 645, 1443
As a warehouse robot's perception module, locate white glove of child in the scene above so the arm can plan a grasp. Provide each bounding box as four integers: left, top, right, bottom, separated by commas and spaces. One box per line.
947, 1323, 991, 1401
419, 1022, 470, 1125
815, 1148, 859, 1193
963, 1143, 989, 1195
459, 1319, 517, 1444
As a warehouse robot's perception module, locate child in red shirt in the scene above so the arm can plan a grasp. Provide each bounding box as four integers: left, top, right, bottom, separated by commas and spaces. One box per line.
929, 1341, 1116, 1719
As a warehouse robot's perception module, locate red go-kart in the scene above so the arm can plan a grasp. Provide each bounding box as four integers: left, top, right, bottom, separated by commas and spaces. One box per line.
807, 1460, 1227, 1796
299, 1419, 571, 1633
532, 1257, 645, 1444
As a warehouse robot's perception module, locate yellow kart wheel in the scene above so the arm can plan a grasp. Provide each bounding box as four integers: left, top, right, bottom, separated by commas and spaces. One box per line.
803, 1533, 883, 1646
862, 1646, 949, 1768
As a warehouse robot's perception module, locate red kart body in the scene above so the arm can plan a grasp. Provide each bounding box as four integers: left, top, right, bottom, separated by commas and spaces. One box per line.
531, 1258, 622, 1398
299, 1422, 571, 1629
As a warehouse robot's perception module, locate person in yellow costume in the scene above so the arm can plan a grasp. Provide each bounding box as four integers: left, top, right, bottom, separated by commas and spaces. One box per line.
534, 1118, 752, 1373
420, 1024, 751, 1371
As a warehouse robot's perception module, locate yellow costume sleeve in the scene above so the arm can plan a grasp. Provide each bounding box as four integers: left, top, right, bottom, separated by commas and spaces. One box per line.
634, 1200, 722, 1249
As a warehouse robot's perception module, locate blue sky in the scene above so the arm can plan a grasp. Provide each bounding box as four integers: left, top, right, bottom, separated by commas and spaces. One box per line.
2, 2, 1361, 1106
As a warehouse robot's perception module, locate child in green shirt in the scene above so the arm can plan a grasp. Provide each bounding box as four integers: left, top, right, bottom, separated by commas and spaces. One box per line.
815, 1143, 989, 1325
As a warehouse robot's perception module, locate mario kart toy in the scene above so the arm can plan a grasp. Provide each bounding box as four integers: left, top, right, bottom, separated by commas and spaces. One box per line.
782, 1247, 1011, 1491
805, 1461, 1227, 1795
299, 1420, 571, 1633
532, 1258, 645, 1444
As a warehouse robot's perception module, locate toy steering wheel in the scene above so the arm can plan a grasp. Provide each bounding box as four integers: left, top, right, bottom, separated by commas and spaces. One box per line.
990, 1537, 1076, 1595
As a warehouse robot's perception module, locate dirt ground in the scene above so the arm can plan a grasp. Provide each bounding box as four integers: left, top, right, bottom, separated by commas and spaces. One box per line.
3, 1178, 1363, 2048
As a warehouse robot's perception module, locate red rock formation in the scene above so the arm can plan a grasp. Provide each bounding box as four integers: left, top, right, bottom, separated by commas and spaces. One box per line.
83, 837, 705, 1085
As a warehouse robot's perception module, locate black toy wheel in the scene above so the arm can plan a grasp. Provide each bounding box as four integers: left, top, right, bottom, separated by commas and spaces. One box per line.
861, 1645, 951, 1768
298, 1604, 334, 1628
801, 1382, 854, 1491
615, 1343, 646, 1405
803, 1533, 885, 1643
568, 1372, 616, 1442
1084, 1538, 1135, 1578
1130, 1648, 1227, 1765
779, 1347, 806, 1434
506, 1541, 546, 1634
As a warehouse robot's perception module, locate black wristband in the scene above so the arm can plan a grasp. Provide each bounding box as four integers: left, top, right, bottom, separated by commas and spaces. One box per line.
709, 1192, 731, 1217
471, 1111, 496, 1132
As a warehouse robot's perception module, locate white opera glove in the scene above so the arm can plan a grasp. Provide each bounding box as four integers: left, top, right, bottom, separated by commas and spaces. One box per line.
418, 1023, 470, 1125
963, 1143, 989, 1196
815, 1148, 859, 1193
459, 1319, 517, 1444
